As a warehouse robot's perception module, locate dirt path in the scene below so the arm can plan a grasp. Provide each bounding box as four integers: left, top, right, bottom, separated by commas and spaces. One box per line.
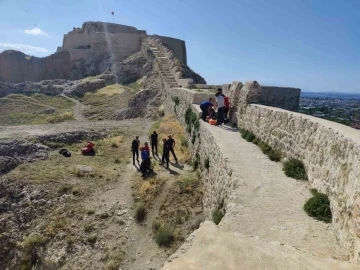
60, 94, 88, 121
0, 119, 148, 140
206, 124, 347, 260
75, 122, 191, 270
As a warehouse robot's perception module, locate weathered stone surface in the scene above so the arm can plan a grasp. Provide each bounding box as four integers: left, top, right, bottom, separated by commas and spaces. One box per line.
237, 102, 360, 263
261, 86, 301, 111
0, 50, 71, 83
0, 140, 49, 174
163, 222, 358, 270
37, 131, 103, 145
223, 81, 243, 124
66, 79, 106, 97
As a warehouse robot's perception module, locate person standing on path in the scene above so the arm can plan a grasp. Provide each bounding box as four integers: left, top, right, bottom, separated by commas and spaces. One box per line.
224, 95, 230, 123
166, 135, 178, 163
131, 136, 140, 165
140, 146, 151, 177
160, 137, 169, 168
215, 88, 225, 126
150, 131, 158, 157
200, 98, 214, 121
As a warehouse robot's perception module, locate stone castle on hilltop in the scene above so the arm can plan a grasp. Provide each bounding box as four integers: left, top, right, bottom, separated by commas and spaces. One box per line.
0, 21, 188, 83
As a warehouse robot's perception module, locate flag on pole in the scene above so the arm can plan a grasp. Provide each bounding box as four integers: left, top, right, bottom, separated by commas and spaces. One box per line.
111, 11, 114, 15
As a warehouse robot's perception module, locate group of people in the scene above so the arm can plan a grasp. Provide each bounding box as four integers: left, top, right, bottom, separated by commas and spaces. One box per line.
131, 132, 178, 177
200, 88, 230, 126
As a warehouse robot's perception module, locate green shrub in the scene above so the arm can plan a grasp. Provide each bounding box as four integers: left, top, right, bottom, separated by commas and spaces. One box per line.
186, 124, 192, 134
57, 184, 72, 195
192, 154, 200, 170
154, 227, 174, 247
193, 119, 200, 131
152, 219, 163, 232
191, 134, 196, 144
114, 158, 121, 164
267, 149, 282, 162
204, 157, 210, 169
134, 203, 147, 222
172, 96, 180, 106
185, 107, 192, 125
180, 138, 188, 148
87, 233, 97, 245
283, 158, 308, 180
212, 210, 224, 225
304, 189, 332, 223
258, 141, 272, 154
20, 233, 48, 270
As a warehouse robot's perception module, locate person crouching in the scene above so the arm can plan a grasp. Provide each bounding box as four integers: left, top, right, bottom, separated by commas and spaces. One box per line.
140, 146, 151, 177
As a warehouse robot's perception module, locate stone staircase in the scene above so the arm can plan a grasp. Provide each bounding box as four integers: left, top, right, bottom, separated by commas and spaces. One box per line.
143, 40, 178, 88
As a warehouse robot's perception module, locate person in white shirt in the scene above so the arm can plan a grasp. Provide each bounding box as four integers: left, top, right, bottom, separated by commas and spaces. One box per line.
215, 88, 225, 125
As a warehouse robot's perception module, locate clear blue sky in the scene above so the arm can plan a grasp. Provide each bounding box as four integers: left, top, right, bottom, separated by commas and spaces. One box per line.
0, 0, 359, 92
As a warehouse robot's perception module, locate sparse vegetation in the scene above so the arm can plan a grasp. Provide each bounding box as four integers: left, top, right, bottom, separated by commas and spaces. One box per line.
304, 189, 332, 223
134, 203, 147, 222
80, 84, 137, 120
0, 93, 75, 125
57, 184, 73, 195
154, 227, 175, 247
192, 154, 200, 170
181, 137, 189, 148
191, 134, 196, 144
283, 158, 308, 180
240, 128, 282, 162
179, 175, 198, 194
20, 233, 48, 269
172, 96, 180, 106
87, 233, 97, 245
212, 209, 224, 225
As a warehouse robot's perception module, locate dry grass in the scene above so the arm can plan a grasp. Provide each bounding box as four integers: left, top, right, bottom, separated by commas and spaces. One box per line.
0, 93, 75, 125
132, 176, 165, 206
149, 115, 191, 163
81, 84, 137, 120
7, 133, 131, 188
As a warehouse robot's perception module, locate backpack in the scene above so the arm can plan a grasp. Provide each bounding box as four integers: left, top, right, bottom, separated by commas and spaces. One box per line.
224, 96, 230, 108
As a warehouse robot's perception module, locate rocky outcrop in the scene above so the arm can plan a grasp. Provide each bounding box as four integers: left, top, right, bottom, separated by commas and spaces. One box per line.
0, 50, 71, 83
0, 140, 49, 174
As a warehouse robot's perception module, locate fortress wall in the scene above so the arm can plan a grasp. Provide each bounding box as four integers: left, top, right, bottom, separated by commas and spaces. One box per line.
156, 35, 187, 65
163, 87, 214, 124
63, 32, 144, 62
163, 87, 235, 218
261, 86, 301, 111
237, 91, 360, 262
0, 50, 71, 83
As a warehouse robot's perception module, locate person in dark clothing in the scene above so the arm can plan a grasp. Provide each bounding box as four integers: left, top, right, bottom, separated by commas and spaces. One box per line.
140, 146, 151, 177
166, 135, 178, 163
131, 136, 140, 165
200, 98, 214, 121
160, 138, 169, 168
150, 131, 158, 157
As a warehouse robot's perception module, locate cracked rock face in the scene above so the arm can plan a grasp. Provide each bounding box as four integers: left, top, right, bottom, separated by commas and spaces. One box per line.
0, 140, 49, 174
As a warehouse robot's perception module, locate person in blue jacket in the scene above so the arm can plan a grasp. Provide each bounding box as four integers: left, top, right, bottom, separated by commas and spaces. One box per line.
200, 98, 214, 121
140, 146, 151, 177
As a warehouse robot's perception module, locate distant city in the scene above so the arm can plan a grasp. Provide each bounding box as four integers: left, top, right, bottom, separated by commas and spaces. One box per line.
299, 92, 360, 130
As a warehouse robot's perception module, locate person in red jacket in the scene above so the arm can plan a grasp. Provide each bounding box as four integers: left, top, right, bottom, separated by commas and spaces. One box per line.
224, 95, 230, 123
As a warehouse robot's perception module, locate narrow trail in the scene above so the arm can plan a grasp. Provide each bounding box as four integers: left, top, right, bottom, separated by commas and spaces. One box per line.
206, 124, 347, 260
60, 94, 88, 121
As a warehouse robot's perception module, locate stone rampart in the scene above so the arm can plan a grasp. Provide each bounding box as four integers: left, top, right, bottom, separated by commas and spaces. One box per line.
261, 86, 301, 111
0, 50, 71, 83
163, 82, 360, 263
236, 83, 360, 262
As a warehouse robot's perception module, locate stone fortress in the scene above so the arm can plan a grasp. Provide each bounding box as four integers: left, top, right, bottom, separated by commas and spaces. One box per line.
1, 21, 360, 269
0, 21, 187, 83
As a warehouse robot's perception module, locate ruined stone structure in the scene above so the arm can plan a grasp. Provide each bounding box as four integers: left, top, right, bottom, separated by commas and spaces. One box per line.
0, 50, 71, 83
0, 22, 188, 83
